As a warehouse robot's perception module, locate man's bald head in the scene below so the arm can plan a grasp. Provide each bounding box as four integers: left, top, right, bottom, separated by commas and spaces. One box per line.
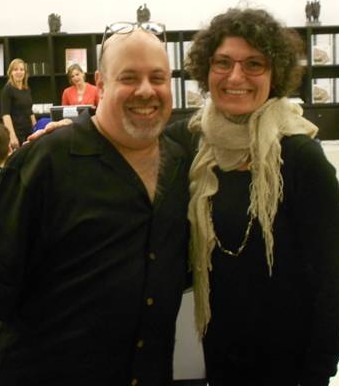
99, 29, 168, 75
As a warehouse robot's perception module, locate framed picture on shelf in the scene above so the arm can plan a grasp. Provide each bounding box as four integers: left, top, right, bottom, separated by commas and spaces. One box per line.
167, 42, 180, 70
65, 48, 87, 73
183, 40, 192, 61
96, 44, 102, 68
311, 34, 334, 65
185, 80, 204, 108
171, 77, 182, 109
335, 34, 339, 64
312, 78, 334, 103
335, 79, 339, 103
0, 44, 4, 76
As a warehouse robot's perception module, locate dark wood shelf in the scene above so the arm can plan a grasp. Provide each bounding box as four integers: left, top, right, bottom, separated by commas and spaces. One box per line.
0, 26, 338, 138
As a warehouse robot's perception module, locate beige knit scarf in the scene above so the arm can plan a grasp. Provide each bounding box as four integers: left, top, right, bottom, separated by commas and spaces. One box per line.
188, 97, 318, 338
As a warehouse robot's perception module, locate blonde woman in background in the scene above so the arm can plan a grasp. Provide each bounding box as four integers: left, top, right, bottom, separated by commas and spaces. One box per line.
1, 58, 36, 148
62, 63, 99, 107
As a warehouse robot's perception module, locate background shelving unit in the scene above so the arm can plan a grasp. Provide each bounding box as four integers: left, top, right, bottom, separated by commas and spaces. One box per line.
0, 26, 338, 139
295, 25, 339, 139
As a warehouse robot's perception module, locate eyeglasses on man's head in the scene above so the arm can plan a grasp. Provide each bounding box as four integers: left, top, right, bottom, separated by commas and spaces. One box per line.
210, 55, 270, 76
99, 21, 167, 62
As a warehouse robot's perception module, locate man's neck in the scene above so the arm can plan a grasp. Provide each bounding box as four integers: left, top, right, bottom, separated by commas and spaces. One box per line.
92, 116, 161, 202
121, 142, 160, 202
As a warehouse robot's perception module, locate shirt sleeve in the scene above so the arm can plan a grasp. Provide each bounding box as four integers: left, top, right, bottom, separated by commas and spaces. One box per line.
292, 139, 339, 384
61, 87, 71, 105
0, 145, 44, 321
1, 84, 12, 116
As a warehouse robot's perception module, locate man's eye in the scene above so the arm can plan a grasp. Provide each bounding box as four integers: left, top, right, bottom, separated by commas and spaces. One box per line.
118, 76, 137, 84
151, 76, 166, 84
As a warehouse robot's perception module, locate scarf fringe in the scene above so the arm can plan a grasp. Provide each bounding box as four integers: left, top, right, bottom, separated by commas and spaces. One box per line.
188, 97, 318, 338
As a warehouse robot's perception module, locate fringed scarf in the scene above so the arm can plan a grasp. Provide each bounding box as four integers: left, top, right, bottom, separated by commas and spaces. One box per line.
188, 97, 318, 339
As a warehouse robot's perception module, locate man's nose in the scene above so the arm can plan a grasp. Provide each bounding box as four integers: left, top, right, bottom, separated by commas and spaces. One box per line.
135, 78, 156, 98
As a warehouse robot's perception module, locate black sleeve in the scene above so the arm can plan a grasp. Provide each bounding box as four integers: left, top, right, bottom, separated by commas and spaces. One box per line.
285, 137, 339, 385
0, 144, 45, 322
1, 84, 12, 117
165, 118, 200, 160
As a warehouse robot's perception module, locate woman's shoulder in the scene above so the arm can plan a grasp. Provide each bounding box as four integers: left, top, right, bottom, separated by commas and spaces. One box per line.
1, 83, 14, 94
281, 134, 337, 180
165, 118, 192, 142
281, 134, 322, 158
165, 118, 200, 155
86, 82, 97, 90
63, 85, 74, 92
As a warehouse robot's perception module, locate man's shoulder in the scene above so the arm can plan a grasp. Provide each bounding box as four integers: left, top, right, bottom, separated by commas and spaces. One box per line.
12, 122, 79, 166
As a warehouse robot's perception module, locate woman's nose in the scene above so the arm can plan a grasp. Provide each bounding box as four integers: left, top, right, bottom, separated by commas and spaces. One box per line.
227, 62, 246, 80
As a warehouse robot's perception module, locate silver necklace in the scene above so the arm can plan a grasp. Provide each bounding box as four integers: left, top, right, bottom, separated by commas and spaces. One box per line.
208, 197, 254, 257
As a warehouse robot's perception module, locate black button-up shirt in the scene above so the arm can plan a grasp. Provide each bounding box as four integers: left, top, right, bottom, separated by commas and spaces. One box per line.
0, 112, 192, 385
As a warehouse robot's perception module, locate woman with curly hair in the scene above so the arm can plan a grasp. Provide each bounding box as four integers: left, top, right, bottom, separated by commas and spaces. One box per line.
173, 7, 339, 386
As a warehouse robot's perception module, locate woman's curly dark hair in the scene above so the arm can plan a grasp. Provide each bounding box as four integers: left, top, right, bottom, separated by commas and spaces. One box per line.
185, 8, 305, 97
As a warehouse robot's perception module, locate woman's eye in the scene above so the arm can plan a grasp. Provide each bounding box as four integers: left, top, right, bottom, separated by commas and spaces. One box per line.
246, 59, 266, 69
216, 59, 232, 68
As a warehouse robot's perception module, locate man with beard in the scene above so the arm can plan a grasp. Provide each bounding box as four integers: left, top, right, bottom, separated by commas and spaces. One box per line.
0, 28, 193, 386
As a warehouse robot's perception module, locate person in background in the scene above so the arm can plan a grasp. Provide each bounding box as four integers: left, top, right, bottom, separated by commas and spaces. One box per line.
0, 123, 12, 170
0, 27, 192, 385
62, 63, 99, 107
179, 7, 338, 386
1, 58, 36, 149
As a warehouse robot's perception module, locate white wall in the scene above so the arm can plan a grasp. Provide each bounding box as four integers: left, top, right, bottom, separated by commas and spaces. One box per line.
0, 0, 338, 36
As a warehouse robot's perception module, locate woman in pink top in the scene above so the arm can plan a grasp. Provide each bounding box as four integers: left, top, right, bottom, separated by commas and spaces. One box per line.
62, 63, 99, 106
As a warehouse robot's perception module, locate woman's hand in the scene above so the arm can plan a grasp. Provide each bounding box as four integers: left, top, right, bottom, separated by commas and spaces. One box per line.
10, 135, 20, 150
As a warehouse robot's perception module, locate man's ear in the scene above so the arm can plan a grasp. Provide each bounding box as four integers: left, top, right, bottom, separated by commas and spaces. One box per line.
95, 70, 104, 99
8, 143, 13, 156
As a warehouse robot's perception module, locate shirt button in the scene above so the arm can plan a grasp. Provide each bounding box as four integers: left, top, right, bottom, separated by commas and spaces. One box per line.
149, 252, 156, 260
136, 339, 144, 348
131, 379, 138, 386
146, 297, 154, 306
